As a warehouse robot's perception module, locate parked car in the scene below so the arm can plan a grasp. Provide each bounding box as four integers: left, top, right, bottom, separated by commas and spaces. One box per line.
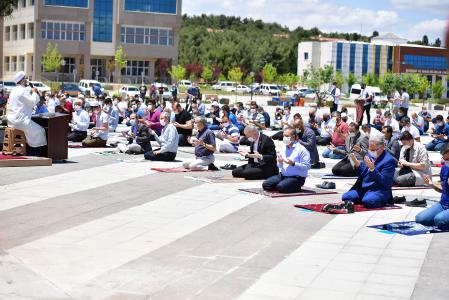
178, 80, 192, 87
119, 86, 140, 98
29, 81, 51, 94
279, 85, 290, 92
231, 85, 252, 93
212, 81, 237, 91
259, 84, 281, 96
79, 79, 104, 95
0, 80, 17, 94
154, 83, 172, 100
286, 87, 309, 98
60, 83, 82, 97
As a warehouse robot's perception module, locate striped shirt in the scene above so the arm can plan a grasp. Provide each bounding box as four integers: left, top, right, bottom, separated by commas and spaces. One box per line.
222, 124, 240, 150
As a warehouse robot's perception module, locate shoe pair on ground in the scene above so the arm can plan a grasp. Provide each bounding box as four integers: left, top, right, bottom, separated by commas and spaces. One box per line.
322, 201, 354, 214
316, 181, 336, 189
220, 164, 237, 170
311, 162, 326, 169
392, 196, 427, 207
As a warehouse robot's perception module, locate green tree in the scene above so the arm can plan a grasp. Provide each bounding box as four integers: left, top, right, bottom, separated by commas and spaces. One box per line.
0, 0, 18, 17
361, 73, 378, 86
434, 38, 442, 47
228, 67, 243, 83
306, 66, 326, 106
42, 43, 62, 73
218, 73, 227, 81
334, 71, 344, 89
422, 35, 429, 46
284, 73, 299, 89
114, 46, 127, 71
201, 65, 213, 83
379, 72, 397, 96
346, 73, 356, 95
416, 75, 430, 99
169, 65, 186, 83
432, 80, 444, 100
320, 65, 334, 85
262, 63, 277, 83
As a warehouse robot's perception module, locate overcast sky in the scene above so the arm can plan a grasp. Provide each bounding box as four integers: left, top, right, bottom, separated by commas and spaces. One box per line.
183, 0, 449, 42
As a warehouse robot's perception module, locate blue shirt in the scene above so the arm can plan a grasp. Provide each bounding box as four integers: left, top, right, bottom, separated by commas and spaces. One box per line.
195, 128, 216, 158
434, 123, 449, 143
35, 104, 49, 114
440, 165, 449, 206
277, 141, 311, 177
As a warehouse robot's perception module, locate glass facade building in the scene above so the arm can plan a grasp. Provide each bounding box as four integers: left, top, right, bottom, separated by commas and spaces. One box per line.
44, 0, 88, 8
403, 55, 448, 70
93, 0, 113, 42
125, 0, 177, 14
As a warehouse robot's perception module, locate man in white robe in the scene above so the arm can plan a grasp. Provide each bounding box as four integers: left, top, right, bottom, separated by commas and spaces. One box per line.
6, 71, 47, 154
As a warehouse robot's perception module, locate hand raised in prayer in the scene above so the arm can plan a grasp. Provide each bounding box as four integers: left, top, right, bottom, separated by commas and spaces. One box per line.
349, 153, 360, 168
238, 150, 248, 157
353, 144, 361, 153
398, 159, 408, 168
364, 156, 375, 170
327, 143, 336, 151
284, 159, 295, 166
277, 155, 284, 164
423, 175, 433, 186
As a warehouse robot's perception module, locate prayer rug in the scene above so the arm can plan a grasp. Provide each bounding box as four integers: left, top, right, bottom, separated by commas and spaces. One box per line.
185, 174, 249, 183
294, 203, 402, 213
68, 143, 84, 148
369, 221, 449, 236
392, 185, 432, 191
239, 188, 338, 198
0, 155, 27, 160
322, 174, 358, 180
151, 166, 217, 173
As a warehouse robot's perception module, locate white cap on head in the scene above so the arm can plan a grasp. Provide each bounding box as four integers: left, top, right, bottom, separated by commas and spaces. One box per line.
211, 101, 219, 107
90, 101, 100, 107
341, 113, 347, 118
78, 94, 85, 99
15, 71, 26, 84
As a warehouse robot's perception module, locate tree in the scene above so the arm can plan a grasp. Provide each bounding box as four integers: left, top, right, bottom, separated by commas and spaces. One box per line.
422, 35, 429, 46
168, 65, 186, 83
432, 80, 444, 100
379, 72, 397, 96
320, 65, 334, 86
114, 46, 127, 71
415, 75, 430, 100
361, 73, 378, 86
346, 73, 356, 95
42, 43, 62, 74
262, 63, 277, 83
228, 67, 243, 83
434, 38, 442, 47
334, 71, 344, 89
201, 65, 213, 83
306, 65, 328, 107
0, 0, 18, 17
372, 31, 379, 37
284, 73, 299, 89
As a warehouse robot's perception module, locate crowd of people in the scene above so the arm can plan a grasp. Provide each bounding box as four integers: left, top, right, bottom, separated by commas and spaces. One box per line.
2, 71, 449, 231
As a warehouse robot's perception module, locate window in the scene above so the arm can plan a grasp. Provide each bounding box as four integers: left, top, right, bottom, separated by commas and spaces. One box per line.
41, 21, 85, 41
403, 54, 448, 70
18, 56, 25, 71
28, 23, 34, 39
12, 57, 17, 72
21, 0, 27, 8
5, 26, 10, 41
121, 26, 174, 46
44, 0, 88, 8
30, 0, 35, 5
12, 25, 18, 40
4, 57, 10, 72
61, 57, 75, 73
121, 60, 150, 76
93, 0, 113, 42
304, 52, 309, 60
20, 24, 26, 39
124, 0, 177, 14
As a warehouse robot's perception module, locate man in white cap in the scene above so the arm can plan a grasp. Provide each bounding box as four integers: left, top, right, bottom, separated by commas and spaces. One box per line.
6, 71, 47, 155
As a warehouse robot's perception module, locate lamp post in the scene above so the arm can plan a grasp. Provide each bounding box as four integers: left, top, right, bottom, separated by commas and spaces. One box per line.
250, 71, 255, 101
60, 59, 66, 83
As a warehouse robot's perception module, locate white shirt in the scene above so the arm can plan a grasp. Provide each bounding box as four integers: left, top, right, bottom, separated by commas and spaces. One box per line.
94, 111, 109, 140
401, 92, 410, 108
253, 134, 260, 163
72, 109, 90, 132
332, 87, 341, 105
384, 117, 400, 138
282, 113, 293, 129
361, 89, 372, 106
47, 97, 60, 113
320, 119, 335, 138
393, 91, 401, 107
401, 125, 420, 139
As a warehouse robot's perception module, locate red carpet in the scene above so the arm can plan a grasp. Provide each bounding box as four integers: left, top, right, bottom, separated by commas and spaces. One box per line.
295, 203, 402, 214
239, 188, 338, 198
0, 155, 27, 160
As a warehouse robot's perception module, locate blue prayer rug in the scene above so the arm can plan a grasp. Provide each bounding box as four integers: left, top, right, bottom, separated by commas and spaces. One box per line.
369, 221, 449, 236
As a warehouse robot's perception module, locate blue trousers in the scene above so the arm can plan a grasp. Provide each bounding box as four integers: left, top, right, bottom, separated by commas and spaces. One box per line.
415, 202, 449, 230
208, 124, 221, 130
342, 189, 387, 208
322, 146, 345, 159
262, 174, 306, 194
426, 140, 447, 152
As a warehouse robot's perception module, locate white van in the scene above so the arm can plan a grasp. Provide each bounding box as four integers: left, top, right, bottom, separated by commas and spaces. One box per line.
350, 84, 387, 104
79, 79, 104, 95
259, 84, 281, 96
212, 81, 237, 91
178, 80, 192, 87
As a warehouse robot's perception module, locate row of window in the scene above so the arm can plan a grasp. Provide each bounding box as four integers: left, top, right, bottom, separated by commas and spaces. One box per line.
93, 0, 113, 43
124, 0, 177, 14
4, 56, 26, 73
404, 55, 448, 70
4, 23, 34, 41
120, 26, 174, 46
44, 0, 88, 8
13, 0, 34, 9
121, 60, 150, 76
41, 21, 86, 41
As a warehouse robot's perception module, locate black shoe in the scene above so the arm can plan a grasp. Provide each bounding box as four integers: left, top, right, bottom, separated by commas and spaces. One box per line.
316, 181, 329, 188
322, 201, 345, 212
316, 182, 336, 189
405, 198, 427, 207
221, 164, 237, 170
326, 201, 354, 214
320, 162, 326, 168
311, 162, 326, 169
208, 163, 219, 171
393, 196, 406, 204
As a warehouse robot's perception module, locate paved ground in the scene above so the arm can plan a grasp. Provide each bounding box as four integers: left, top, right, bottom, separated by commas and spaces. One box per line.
0, 105, 448, 300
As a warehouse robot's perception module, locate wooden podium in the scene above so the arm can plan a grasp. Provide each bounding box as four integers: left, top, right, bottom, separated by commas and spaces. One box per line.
32, 113, 70, 161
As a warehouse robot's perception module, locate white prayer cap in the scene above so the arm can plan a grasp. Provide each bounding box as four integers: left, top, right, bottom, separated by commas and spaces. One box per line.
14, 71, 26, 83
90, 101, 100, 107
78, 94, 85, 99
211, 101, 220, 107
341, 113, 347, 118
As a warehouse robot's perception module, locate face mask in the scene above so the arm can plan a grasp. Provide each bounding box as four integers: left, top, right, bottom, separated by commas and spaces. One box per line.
422, 110, 427, 114
132, 105, 137, 110
295, 128, 302, 134
160, 119, 166, 126
403, 126, 410, 131
398, 113, 404, 117
130, 120, 137, 126
323, 117, 329, 122
149, 105, 154, 110
113, 100, 118, 105
438, 122, 444, 127
444, 160, 449, 167
403, 144, 411, 150
283, 137, 292, 145
103, 106, 110, 113
250, 109, 256, 115
368, 150, 378, 159
74, 105, 81, 111
349, 132, 356, 138
222, 122, 229, 127
248, 137, 256, 142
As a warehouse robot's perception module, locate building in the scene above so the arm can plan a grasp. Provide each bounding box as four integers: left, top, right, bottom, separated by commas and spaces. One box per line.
298, 37, 449, 96
0, 0, 182, 83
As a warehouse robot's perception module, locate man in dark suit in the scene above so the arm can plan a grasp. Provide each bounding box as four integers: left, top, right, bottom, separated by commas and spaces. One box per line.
232, 125, 278, 180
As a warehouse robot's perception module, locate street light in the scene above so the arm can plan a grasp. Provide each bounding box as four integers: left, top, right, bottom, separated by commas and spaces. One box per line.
250, 71, 255, 101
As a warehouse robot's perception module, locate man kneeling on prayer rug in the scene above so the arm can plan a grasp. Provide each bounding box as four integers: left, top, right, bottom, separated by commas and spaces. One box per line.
323, 134, 396, 213
262, 128, 311, 194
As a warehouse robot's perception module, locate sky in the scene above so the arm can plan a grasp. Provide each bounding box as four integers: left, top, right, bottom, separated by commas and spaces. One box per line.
182, 0, 449, 43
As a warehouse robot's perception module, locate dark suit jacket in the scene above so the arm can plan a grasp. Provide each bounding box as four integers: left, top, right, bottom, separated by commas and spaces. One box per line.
299, 127, 319, 164
128, 124, 151, 153
249, 133, 278, 173
386, 137, 401, 161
